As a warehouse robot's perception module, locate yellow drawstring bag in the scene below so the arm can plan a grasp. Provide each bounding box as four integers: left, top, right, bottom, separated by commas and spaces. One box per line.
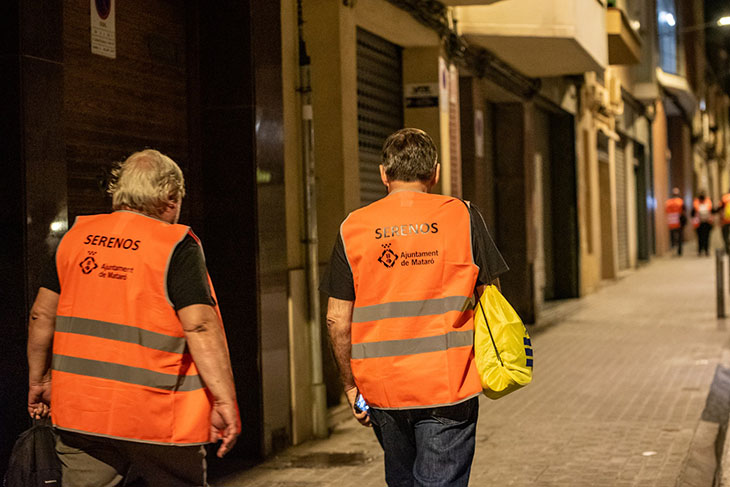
474, 286, 533, 399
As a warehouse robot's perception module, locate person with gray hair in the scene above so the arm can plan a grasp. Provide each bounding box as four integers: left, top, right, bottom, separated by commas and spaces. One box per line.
321, 128, 508, 486
27, 149, 240, 486
108, 149, 186, 219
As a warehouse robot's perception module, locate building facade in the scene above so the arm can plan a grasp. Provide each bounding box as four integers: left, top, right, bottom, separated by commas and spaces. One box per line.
3, 0, 729, 472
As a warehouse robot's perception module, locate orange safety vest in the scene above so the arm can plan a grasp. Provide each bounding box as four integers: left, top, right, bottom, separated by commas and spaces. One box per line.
721, 193, 730, 225
341, 191, 482, 409
693, 198, 714, 228
665, 197, 683, 230
52, 211, 218, 445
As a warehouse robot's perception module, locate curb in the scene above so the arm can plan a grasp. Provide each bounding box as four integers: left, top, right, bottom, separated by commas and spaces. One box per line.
676, 420, 720, 487
716, 349, 730, 486
685, 350, 730, 486
721, 423, 730, 486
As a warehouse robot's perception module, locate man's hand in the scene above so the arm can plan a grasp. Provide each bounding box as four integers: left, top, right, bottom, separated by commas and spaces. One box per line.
27, 381, 51, 419
345, 386, 371, 427
27, 287, 58, 420
210, 401, 241, 458
178, 304, 240, 458
326, 299, 370, 426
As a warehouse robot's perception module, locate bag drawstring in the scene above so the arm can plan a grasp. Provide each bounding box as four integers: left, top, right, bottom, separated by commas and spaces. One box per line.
462, 199, 505, 368
474, 289, 504, 367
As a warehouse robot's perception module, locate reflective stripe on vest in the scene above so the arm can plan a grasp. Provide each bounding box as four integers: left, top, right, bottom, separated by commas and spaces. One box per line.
351, 329, 473, 359
352, 295, 473, 323
53, 211, 214, 445
52, 354, 204, 391
56, 316, 188, 354
341, 192, 482, 409
53, 315, 203, 391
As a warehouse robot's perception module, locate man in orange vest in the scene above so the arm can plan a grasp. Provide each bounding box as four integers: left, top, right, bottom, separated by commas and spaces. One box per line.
665, 187, 686, 256
26, 150, 240, 486
717, 188, 730, 255
322, 128, 508, 486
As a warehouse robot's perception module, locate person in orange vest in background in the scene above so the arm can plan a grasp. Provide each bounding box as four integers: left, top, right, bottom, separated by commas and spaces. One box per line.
692, 190, 714, 256
321, 128, 509, 486
665, 187, 686, 256
717, 188, 730, 255
26, 150, 240, 486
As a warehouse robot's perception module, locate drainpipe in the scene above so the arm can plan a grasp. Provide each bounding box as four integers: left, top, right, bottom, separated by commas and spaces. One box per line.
646, 106, 657, 255
298, 0, 328, 439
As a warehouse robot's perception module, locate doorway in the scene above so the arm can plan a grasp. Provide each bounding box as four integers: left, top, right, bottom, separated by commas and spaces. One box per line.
535, 104, 580, 301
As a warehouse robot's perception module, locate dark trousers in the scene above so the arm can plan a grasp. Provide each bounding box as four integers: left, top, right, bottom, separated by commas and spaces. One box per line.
670, 228, 683, 255
697, 223, 712, 256
56, 430, 208, 487
369, 397, 479, 487
723, 224, 730, 255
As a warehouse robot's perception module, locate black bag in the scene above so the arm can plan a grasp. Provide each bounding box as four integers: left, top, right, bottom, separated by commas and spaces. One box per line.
3, 419, 61, 487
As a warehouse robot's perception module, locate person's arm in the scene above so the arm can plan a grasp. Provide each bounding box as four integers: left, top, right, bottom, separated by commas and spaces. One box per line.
178, 304, 241, 457
27, 287, 59, 419
326, 297, 369, 426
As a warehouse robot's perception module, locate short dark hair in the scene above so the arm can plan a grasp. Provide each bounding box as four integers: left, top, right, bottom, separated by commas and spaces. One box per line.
381, 128, 438, 182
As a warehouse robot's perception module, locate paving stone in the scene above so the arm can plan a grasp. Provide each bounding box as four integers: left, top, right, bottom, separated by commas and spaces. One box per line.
216, 254, 728, 486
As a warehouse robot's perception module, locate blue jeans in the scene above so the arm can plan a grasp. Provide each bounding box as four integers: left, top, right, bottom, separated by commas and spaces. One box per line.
369, 397, 479, 487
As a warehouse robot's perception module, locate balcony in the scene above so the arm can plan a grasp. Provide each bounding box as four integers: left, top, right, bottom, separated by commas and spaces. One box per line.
656, 68, 697, 117
454, 0, 608, 77
607, 7, 641, 65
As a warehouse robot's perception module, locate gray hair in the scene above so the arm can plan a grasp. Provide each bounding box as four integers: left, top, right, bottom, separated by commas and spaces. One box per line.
108, 149, 185, 218
381, 128, 438, 182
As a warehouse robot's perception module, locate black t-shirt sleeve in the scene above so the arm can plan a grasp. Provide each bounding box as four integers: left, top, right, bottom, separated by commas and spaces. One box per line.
319, 232, 355, 301
39, 245, 61, 294
469, 204, 509, 286
167, 234, 217, 311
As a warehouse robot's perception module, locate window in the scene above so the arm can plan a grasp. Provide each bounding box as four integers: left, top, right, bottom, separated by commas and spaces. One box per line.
657, 0, 678, 74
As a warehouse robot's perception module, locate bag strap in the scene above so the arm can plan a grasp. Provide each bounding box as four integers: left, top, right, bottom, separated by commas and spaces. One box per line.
460, 199, 504, 367
460, 199, 504, 365
473, 288, 504, 367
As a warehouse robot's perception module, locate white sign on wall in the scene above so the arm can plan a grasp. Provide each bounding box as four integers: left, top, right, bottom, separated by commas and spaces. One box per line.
90, 0, 116, 59
404, 83, 439, 108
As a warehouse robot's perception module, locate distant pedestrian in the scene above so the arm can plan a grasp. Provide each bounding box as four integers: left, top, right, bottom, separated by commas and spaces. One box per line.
692, 190, 714, 256
665, 187, 686, 256
26, 149, 240, 486
717, 188, 730, 255
321, 128, 508, 486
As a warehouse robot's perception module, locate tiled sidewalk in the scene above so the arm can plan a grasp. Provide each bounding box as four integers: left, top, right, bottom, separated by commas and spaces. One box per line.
218, 253, 728, 486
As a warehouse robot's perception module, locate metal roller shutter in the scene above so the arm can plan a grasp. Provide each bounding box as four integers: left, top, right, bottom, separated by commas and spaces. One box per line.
357, 28, 403, 206
616, 139, 629, 270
